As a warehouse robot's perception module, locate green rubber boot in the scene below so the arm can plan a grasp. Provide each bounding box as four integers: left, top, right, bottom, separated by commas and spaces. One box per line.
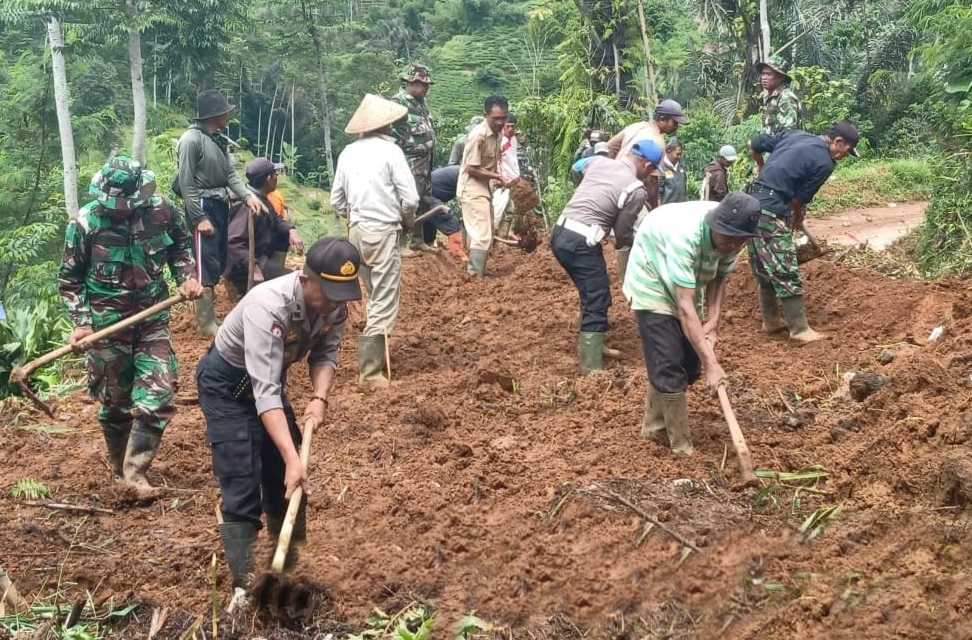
640, 383, 666, 442
102, 423, 131, 482
578, 332, 605, 375
122, 422, 163, 491
759, 285, 786, 333
195, 287, 219, 337
658, 390, 694, 455
219, 521, 258, 591
358, 334, 390, 388
615, 247, 630, 284
467, 248, 488, 278
781, 295, 825, 344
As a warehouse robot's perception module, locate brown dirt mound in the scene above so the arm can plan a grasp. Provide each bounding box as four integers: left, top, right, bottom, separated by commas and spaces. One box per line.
3, 241, 972, 639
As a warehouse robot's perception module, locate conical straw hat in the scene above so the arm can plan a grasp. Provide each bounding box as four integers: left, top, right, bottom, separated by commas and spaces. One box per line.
344, 94, 409, 134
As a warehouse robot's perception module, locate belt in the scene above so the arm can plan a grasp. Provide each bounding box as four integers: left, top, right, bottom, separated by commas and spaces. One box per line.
202, 345, 253, 400
556, 215, 597, 238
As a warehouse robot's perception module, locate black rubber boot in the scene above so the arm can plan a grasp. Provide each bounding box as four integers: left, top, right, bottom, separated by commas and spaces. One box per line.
101, 421, 131, 482
219, 520, 258, 613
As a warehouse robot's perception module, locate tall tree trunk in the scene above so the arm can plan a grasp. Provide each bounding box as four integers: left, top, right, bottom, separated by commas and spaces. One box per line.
758, 0, 771, 60
302, 4, 334, 184
636, 0, 659, 106
290, 81, 295, 170
46, 16, 78, 218
264, 83, 279, 157
611, 39, 621, 103
127, 0, 147, 166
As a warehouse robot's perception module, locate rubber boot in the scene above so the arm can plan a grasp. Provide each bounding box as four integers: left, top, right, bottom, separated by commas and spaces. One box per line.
640, 383, 666, 443
467, 248, 488, 278
122, 422, 164, 495
759, 285, 786, 333
446, 232, 469, 262
195, 287, 219, 337
101, 423, 130, 482
615, 247, 630, 284
265, 502, 306, 570
658, 390, 694, 455
358, 334, 390, 388
219, 521, 258, 612
578, 332, 605, 375
781, 295, 825, 344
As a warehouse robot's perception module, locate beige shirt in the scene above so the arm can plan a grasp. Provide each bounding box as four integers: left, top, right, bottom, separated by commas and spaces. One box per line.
458, 122, 501, 199
331, 134, 419, 232
607, 121, 666, 161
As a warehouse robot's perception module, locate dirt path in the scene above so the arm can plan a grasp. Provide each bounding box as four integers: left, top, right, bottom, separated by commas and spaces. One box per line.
3, 200, 972, 640
809, 200, 928, 249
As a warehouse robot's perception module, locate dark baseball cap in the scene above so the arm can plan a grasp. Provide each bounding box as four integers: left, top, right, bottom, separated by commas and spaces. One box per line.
246, 157, 286, 180
706, 192, 761, 237
304, 237, 362, 302
655, 99, 690, 124
828, 121, 861, 157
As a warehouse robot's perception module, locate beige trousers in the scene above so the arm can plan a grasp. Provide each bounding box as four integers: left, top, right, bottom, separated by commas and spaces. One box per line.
349, 226, 402, 337
461, 192, 493, 251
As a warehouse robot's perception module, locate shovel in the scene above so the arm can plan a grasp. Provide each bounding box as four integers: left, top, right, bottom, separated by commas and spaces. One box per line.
10, 294, 185, 416
796, 221, 827, 264
252, 416, 319, 618
717, 384, 759, 487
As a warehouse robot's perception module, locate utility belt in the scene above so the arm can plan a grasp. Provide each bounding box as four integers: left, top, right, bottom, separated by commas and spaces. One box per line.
200, 343, 253, 401
745, 182, 791, 217
556, 215, 606, 247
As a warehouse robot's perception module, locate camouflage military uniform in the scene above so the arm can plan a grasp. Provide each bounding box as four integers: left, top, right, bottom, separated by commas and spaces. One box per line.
762, 87, 802, 135
58, 157, 195, 485
389, 65, 436, 222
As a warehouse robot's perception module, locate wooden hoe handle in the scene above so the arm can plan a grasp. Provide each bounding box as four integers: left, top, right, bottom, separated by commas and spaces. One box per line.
717, 384, 759, 486
270, 416, 318, 573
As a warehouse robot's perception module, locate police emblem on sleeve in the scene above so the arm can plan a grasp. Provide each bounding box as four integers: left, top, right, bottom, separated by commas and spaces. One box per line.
340, 261, 356, 276
270, 321, 285, 338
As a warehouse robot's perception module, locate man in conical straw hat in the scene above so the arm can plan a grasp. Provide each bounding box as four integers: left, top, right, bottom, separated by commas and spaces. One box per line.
331, 94, 419, 388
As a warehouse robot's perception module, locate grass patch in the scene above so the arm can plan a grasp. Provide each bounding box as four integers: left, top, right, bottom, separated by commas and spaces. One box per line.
810, 157, 935, 214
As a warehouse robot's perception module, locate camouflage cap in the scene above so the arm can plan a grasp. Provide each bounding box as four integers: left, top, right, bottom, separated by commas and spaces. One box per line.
756, 55, 792, 82
402, 63, 435, 84
89, 156, 156, 212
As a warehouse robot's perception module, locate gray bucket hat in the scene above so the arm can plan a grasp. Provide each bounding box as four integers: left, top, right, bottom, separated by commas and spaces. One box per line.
196, 90, 235, 120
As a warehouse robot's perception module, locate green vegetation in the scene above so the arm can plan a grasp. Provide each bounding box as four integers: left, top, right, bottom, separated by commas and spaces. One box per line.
810, 158, 935, 214
10, 477, 52, 500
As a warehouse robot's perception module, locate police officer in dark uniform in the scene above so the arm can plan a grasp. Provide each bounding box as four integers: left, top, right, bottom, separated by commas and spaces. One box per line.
195, 236, 362, 608
550, 139, 664, 375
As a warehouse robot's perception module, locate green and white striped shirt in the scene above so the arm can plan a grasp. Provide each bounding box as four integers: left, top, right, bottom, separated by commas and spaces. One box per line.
623, 201, 739, 316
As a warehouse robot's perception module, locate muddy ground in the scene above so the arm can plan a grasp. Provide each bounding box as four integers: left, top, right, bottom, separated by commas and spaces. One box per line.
2, 214, 972, 639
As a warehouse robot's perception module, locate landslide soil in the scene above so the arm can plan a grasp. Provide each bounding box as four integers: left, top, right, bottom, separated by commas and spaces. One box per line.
3, 228, 972, 639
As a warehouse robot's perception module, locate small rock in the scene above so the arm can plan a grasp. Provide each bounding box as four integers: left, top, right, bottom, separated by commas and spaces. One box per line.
849, 371, 888, 401
672, 478, 693, 491
865, 216, 873, 222
877, 348, 895, 365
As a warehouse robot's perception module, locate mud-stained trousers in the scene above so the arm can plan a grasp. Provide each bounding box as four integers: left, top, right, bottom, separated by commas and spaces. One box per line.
348, 224, 402, 337
747, 210, 803, 298
195, 345, 305, 534
87, 318, 178, 470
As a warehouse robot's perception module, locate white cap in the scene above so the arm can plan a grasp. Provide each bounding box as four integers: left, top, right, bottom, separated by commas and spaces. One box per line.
719, 144, 738, 161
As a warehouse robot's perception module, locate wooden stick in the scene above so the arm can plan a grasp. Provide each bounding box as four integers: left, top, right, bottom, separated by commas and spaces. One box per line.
23, 501, 115, 515
270, 416, 318, 572
12, 294, 184, 384
717, 384, 759, 486
246, 208, 256, 291
586, 487, 701, 553
384, 331, 392, 382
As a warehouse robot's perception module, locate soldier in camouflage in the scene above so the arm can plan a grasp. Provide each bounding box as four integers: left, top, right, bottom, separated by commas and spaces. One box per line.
757, 55, 802, 135
58, 156, 203, 494
389, 63, 447, 253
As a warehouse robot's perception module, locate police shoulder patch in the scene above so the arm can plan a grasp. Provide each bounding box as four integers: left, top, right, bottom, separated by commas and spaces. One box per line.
270, 321, 285, 339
